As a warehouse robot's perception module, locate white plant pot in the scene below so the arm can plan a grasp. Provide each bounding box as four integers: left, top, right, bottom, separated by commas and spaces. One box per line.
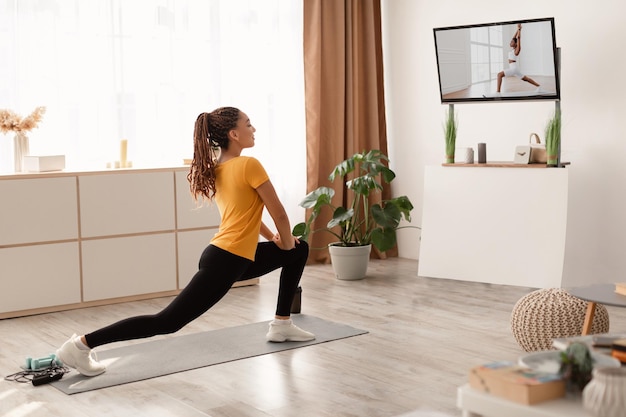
328, 243, 371, 280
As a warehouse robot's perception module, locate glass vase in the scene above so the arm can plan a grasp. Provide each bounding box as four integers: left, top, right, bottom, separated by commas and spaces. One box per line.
13, 131, 30, 172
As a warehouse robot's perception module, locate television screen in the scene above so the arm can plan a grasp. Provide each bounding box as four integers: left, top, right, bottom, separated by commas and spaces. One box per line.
433, 17, 560, 104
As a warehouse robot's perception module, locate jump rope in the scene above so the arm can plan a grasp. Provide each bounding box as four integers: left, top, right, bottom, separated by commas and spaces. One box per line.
4, 354, 70, 386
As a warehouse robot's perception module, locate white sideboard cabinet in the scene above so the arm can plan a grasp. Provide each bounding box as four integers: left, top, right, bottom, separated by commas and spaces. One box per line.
0, 177, 81, 313
0, 167, 230, 319
418, 165, 569, 288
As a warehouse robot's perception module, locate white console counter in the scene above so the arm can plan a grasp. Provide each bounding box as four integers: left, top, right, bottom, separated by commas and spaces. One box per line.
0, 167, 254, 319
418, 164, 569, 288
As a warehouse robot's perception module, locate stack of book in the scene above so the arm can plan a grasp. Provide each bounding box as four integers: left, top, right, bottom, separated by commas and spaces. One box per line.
551, 333, 626, 365
552, 333, 626, 351
469, 361, 565, 405
610, 339, 626, 363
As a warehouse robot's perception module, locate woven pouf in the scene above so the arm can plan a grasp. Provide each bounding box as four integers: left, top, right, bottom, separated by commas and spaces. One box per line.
510, 288, 610, 352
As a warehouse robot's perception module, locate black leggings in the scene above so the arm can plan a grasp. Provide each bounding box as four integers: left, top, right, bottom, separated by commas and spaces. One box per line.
85, 240, 309, 348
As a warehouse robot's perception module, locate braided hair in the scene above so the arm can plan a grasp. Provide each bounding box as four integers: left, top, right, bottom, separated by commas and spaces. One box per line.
187, 107, 241, 202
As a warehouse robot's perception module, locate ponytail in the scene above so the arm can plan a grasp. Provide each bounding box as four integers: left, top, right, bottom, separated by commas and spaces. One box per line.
187, 107, 241, 202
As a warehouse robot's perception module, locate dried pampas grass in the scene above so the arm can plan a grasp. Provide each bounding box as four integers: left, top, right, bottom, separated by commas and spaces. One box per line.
0, 106, 46, 134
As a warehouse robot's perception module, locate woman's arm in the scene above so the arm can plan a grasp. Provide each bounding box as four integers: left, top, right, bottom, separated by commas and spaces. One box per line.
514, 24, 522, 55
259, 221, 274, 241
256, 180, 296, 250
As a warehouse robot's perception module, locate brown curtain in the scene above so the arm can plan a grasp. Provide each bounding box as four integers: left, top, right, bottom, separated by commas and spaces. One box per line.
303, 0, 395, 263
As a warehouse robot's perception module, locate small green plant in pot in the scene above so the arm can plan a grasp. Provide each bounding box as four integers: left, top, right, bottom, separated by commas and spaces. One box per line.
559, 342, 594, 392
444, 106, 458, 164
292, 150, 416, 254
545, 108, 561, 166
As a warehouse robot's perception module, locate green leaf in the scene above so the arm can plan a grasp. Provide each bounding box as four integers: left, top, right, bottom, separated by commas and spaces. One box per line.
390, 195, 414, 222
371, 227, 397, 252
444, 108, 458, 155
292, 222, 307, 237
371, 203, 401, 228
328, 206, 354, 228
380, 166, 396, 183
347, 176, 381, 196
329, 158, 356, 182
299, 187, 334, 209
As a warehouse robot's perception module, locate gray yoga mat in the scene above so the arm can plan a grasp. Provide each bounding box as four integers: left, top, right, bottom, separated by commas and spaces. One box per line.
51, 315, 367, 394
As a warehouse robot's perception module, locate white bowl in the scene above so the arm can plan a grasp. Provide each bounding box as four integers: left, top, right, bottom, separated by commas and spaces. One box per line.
518, 350, 621, 374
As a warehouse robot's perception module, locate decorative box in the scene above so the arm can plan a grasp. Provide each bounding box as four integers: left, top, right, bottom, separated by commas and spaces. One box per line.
23, 155, 66, 172
514, 145, 531, 164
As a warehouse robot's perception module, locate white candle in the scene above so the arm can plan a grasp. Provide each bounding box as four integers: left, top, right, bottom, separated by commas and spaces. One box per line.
120, 139, 128, 166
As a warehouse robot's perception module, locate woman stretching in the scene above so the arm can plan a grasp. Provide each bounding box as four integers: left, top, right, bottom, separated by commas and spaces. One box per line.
56, 107, 314, 377
496, 24, 541, 94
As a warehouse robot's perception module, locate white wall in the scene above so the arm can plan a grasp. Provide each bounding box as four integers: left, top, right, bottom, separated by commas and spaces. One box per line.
382, 0, 626, 287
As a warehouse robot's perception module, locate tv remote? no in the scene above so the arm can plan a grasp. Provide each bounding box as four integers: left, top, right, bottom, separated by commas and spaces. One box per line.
32, 372, 63, 386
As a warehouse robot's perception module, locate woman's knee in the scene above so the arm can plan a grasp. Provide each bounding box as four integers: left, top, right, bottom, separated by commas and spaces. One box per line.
153, 314, 189, 335
295, 240, 309, 259
297, 239, 309, 253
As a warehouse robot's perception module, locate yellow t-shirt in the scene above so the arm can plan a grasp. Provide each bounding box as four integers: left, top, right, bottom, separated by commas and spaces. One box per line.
210, 156, 269, 260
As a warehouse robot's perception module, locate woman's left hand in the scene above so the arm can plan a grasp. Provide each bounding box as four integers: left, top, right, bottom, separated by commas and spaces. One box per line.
272, 233, 298, 250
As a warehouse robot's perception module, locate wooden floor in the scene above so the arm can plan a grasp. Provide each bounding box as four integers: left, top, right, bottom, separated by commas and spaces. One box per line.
2, 258, 625, 417
442, 75, 557, 100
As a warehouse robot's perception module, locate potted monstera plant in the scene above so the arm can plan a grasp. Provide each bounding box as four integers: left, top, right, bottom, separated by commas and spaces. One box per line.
292, 150, 416, 280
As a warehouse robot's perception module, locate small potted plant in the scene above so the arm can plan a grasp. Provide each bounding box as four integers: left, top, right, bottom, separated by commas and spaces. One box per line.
292, 149, 417, 280
545, 108, 561, 167
559, 342, 594, 392
444, 106, 457, 164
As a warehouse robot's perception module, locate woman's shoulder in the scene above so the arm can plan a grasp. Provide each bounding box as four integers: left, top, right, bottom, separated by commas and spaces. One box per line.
238, 155, 260, 162
221, 155, 260, 165
233, 155, 263, 168
231, 156, 267, 175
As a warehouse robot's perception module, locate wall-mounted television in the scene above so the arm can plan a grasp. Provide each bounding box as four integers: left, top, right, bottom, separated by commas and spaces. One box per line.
433, 17, 560, 104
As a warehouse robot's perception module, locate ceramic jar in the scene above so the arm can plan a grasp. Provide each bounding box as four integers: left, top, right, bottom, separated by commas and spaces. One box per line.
582, 367, 626, 417
457, 147, 474, 164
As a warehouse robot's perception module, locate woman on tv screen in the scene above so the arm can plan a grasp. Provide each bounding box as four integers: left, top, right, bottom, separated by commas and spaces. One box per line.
496, 24, 542, 95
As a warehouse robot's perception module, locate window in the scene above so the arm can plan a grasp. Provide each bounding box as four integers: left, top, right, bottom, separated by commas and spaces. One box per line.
469, 25, 503, 85
0, 0, 305, 223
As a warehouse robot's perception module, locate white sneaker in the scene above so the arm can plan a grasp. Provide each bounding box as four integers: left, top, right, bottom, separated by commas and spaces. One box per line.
266, 321, 315, 342
56, 334, 106, 377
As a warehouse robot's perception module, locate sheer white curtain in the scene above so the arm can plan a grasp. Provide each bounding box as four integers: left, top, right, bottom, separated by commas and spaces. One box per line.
0, 0, 306, 225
